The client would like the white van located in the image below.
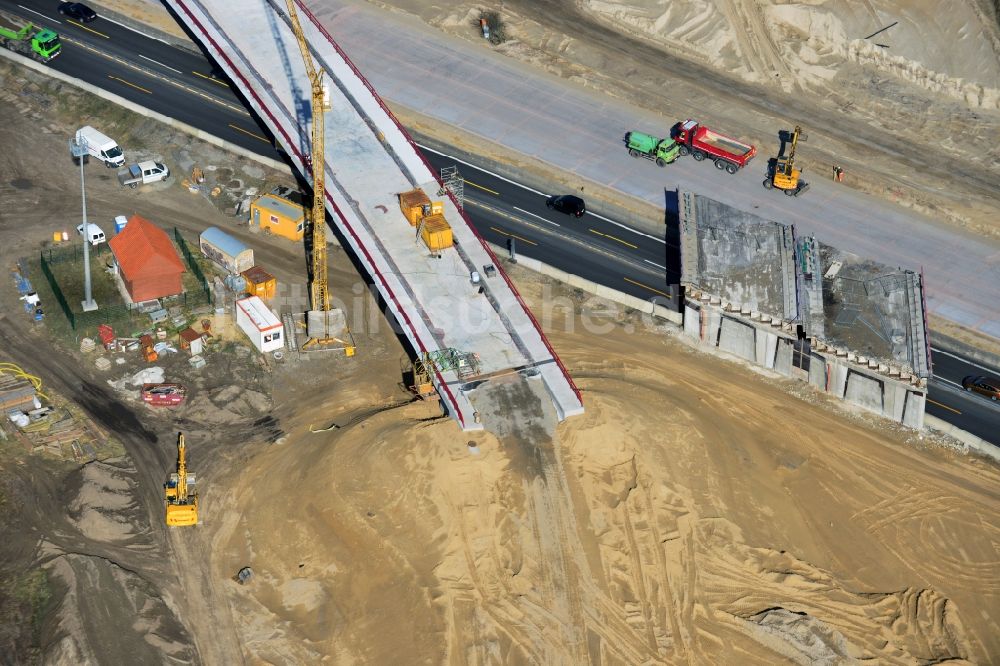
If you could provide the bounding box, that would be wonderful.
[76,126,125,168]
[76,223,106,245]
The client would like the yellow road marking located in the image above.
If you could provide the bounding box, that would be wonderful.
[464,180,499,196]
[68,19,109,39]
[926,398,961,415]
[192,70,230,87]
[590,228,638,249]
[228,124,270,143]
[64,37,249,115]
[108,75,151,94]
[489,226,537,245]
[624,277,670,298]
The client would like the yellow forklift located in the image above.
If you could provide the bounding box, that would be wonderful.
[763,125,809,196]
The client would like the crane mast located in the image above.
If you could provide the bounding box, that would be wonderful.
[284,0,329,313]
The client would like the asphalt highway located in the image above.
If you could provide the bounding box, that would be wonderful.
[5,0,998,445]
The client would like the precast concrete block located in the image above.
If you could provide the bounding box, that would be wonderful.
[718,316,756,362]
[706,310,723,347]
[774,338,793,376]
[808,352,826,387]
[683,305,701,340]
[830,361,849,397]
[761,331,778,369]
[886,382,909,422]
[902,390,926,429]
[845,371,884,414]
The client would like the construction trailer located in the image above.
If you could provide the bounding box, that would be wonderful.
[250,193,305,241]
[199,227,254,275]
[235,296,284,353]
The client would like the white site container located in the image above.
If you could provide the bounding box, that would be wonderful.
[234,296,283,353]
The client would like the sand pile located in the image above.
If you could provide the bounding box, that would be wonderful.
[585,0,1000,108]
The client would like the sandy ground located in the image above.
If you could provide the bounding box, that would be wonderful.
[208,272,1000,664]
[1,6,999,666]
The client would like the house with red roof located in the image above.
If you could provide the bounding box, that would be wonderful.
[108,215,185,303]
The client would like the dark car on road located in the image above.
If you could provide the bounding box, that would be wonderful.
[546,194,586,218]
[58,3,98,22]
[962,375,1000,401]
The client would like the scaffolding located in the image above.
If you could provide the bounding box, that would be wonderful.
[423,347,480,379]
[438,166,464,211]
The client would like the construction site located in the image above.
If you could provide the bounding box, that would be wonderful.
[0,0,998,664]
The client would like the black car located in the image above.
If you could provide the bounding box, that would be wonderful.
[546,194,586,218]
[58,2,98,22]
[961,375,1000,401]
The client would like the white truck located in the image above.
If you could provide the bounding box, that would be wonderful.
[76,126,124,167]
[117,161,169,189]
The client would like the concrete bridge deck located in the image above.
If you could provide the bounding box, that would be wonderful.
[165,0,583,430]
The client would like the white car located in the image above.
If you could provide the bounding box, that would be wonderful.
[77,223,106,245]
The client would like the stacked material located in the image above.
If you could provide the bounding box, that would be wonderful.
[0,375,37,412]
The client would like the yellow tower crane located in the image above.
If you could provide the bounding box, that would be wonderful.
[283,0,352,351]
[164,432,198,526]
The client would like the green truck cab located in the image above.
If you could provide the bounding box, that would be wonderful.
[624,130,680,167]
[0,11,62,62]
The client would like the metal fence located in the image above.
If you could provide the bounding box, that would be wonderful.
[174,227,211,301]
[38,237,212,333]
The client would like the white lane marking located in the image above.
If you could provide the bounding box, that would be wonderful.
[644,259,667,270]
[587,210,667,244]
[513,206,560,227]
[138,53,183,75]
[100,16,175,46]
[935,376,963,389]
[18,5,56,21]
[418,143,668,246]
[931,347,998,375]
[417,143,547,196]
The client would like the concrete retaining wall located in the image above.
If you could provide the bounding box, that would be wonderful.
[510,253,682,325]
[925,415,998,461]
[688,300,927,428]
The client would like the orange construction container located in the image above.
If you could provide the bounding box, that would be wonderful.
[420,214,453,252]
[399,189,430,226]
[241,266,277,300]
[398,189,443,227]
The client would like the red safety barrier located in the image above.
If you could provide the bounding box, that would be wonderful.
[294,0,581,405]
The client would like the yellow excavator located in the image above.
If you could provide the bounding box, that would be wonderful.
[763,125,809,196]
[164,432,198,526]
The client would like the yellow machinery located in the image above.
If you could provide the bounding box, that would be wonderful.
[284,0,352,352]
[406,353,439,401]
[763,125,809,197]
[164,433,198,527]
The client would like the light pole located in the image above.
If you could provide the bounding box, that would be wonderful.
[69,133,98,312]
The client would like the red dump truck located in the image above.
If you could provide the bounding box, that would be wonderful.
[670,119,756,174]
